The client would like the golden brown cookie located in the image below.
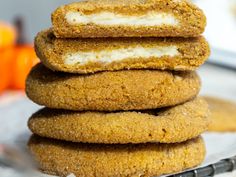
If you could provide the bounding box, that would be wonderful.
[35,29,210,74]
[52,0,206,38]
[28,97,210,144]
[204,96,236,132]
[28,135,206,177]
[26,64,201,111]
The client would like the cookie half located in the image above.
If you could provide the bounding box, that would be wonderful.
[26,64,201,111]
[52,0,206,38]
[35,29,210,74]
[28,135,205,177]
[204,96,236,132]
[28,97,210,144]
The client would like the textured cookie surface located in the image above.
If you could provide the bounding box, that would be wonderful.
[28,98,210,144]
[52,0,206,38]
[204,96,236,132]
[26,64,201,111]
[28,135,205,177]
[35,29,210,74]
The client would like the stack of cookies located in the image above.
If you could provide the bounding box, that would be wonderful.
[26,0,211,176]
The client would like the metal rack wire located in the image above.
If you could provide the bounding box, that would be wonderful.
[169,157,236,177]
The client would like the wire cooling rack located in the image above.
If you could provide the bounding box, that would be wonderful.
[169,157,236,177]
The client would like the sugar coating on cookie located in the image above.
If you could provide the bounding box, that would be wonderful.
[28,135,206,177]
[35,29,210,74]
[28,97,210,144]
[26,64,201,111]
[52,0,206,38]
[204,96,236,132]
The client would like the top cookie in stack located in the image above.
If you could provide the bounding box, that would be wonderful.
[52,0,206,38]
[27,0,211,176]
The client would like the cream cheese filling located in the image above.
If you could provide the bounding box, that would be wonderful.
[65,11,179,26]
[64,46,179,65]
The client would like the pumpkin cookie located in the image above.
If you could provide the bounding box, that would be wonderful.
[35,29,210,74]
[26,64,201,111]
[52,0,206,38]
[28,97,210,144]
[204,96,236,132]
[28,135,205,177]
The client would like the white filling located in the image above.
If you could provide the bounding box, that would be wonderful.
[65,11,179,26]
[64,46,179,65]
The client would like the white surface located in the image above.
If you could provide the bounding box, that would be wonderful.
[195,0,236,68]
[199,64,236,101]
[216,171,236,177]
[0,64,235,177]
[65,46,179,65]
[196,0,236,52]
[66,11,178,26]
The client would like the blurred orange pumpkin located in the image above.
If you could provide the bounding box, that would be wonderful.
[0,22,17,49]
[0,18,39,94]
[0,45,39,91]
[11,18,40,90]
[11,45,39,89]
[0,47,14,92]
